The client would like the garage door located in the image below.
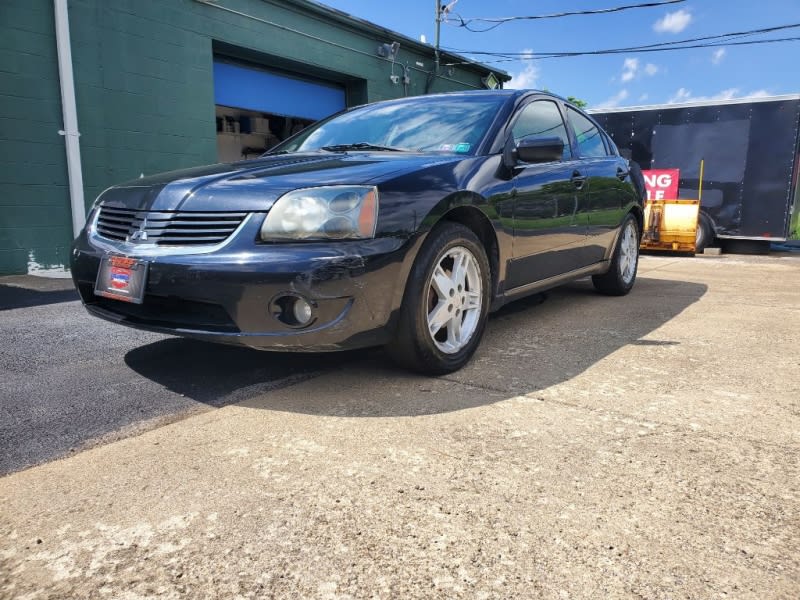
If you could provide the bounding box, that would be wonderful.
[213,60,346,121]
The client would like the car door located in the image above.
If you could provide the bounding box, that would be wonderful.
[506,99,590,289]
[565,106,634,263]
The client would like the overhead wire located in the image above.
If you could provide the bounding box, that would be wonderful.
[445,23,800,56]
[440,23,800,64]
[445,0,687,33]
[443,37,800,66]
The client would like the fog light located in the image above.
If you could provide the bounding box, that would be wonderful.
[292,297,313,325]
[271,294,316,328]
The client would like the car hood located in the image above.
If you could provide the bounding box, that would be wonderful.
[97,152,464,212]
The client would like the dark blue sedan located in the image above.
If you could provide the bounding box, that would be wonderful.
[71,90,643,373]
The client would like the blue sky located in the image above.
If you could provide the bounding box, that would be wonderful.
[318,0,800,107]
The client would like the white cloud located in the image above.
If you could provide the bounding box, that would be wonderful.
[639,93,650,102]
[621,58,639,82]
[713,88,739,101]
[668,87,692,103]
[618,58,658,83]
[596,89,630,109]
[653,9,692,34]
[667,87,773,104]
[507,48,540,89]
[711,48,726,65]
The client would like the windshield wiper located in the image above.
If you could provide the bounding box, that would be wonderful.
[320,142,406,152]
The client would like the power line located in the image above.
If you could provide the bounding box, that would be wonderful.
[444,23,800,56]
[443,36,800,66]
[445,0,686,33]
[589,22,800,53]
[441,23,800,63]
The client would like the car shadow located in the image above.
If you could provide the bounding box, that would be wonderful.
[0,284,79,311]
[124,340,373,407]
[124,276,707,417]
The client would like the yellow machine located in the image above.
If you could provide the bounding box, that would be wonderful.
[640,161,703,253]
[641,199,700,253]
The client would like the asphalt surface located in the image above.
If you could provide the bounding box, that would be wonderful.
[1,253,798,599]
[1,261,704,476]
[0,280,358,476]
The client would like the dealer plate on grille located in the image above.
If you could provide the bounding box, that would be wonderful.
[94,256,148,304]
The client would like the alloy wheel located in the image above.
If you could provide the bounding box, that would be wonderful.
[618,220,638,285]
[426,246,483,354]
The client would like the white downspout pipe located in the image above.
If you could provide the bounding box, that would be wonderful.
[54,0,86,238]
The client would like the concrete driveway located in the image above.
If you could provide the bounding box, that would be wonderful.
[1,254,798,599]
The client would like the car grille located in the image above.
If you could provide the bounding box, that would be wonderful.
[95,206,247,246]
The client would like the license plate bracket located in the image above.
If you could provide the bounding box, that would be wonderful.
[94,256,148,304]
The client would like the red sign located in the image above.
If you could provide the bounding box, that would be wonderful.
[642,169,680,201]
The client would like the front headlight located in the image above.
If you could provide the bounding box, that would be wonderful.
[260,186,379,241]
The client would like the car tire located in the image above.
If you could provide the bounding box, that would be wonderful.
[695,212,714,253]
[387,222,491,375]
[592,213,640,296]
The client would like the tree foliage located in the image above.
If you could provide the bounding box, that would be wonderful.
[566,96,588,109]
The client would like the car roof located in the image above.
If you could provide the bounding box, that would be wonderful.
[351,89,572,109]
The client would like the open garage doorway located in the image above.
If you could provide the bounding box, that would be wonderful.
[213,59,346,162]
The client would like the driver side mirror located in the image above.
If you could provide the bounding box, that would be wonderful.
[501,134,564,175]
[515,136,564,164]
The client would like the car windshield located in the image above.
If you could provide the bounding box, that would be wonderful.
[272,95,507,155]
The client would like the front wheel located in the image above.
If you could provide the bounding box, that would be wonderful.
[387,222,491,374]
[592,214,640,296]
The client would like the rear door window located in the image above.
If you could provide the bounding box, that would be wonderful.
[567,107,608,158]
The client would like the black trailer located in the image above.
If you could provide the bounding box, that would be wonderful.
[591,95,800,252]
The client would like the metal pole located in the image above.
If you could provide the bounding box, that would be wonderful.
[54,0,86,238]
[434,0,442,75]
[698,159,705,202]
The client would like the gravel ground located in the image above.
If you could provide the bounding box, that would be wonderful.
[1,254,798,599]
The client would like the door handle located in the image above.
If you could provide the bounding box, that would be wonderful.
[616,167,629,181]
[571,170,586,189]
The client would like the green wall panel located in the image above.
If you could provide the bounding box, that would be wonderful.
[0,0,68,274]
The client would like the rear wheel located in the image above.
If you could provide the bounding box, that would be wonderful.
[592,214,640,296]
[387,222,490,374]
[695,213,714,253]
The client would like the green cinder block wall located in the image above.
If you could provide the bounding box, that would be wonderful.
[0,0,504,275]
[0,0,71,274]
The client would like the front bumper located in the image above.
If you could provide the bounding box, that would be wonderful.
[71,224,412,352]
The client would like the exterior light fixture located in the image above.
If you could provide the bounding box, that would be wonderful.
[377,42,400,61]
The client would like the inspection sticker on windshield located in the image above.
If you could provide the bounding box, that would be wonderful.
[439,142,471,153]
[95,255,148,304]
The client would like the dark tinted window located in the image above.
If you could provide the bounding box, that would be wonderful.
[567,107,607,158]
[513,100,571,160]
[603,132,619,156]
